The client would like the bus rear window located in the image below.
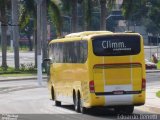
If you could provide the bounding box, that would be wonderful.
[92,35,141,56]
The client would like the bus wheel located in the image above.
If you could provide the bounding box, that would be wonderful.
[79,94,87,114]
[114,106,134,114]
[74,93,80,112]
[51,87,55,100]
[55,101,61,106]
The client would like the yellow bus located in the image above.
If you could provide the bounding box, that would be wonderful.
[46,31,146,114]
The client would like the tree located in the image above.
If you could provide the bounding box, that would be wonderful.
[99,0,116,30]
[122,0,148,23]
[147,0,160,34]
[0,0,9,70]
[82,0,92,30]
[121,0,160,34]
[71,0,78,32]
[19,0,62,67]
[20,0,62,37]
[48,0,62,36]
[61,0,78,32]
[100,0,107,30]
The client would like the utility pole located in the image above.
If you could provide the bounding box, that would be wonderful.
[35,0,43,86]
[12,0,20,70]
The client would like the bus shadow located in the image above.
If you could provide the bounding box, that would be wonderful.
[55,104,154,119]
[60,104,75,112]
[57,104,120,118]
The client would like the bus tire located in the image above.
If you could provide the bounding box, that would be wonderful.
[51,87,55,101]
[74,93,80,112]
[79,93,87,114]
[114,106,134,114]
[125,106,134,114]
[55,101,61,106]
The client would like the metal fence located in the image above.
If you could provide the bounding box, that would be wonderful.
[144,46,160,61]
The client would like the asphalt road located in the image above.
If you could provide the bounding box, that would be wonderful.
[0,73,159,120]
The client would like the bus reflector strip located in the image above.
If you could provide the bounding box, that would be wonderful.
[89,80,95,93]
[93,63,142,69]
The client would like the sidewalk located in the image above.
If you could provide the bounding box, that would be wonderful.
[0,75,48,82]
[136,84,160,114]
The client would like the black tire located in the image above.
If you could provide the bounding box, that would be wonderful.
[51,87,55,101]
[74,93,80,112]
[55,101,61,106]
[114,106,134,114]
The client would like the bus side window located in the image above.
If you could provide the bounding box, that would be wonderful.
[55,43,59,63]
[63,43,67,63]
[52,44,55,63]
[59,43,63,63]
[79,41,83,63]
[80,41,88,63]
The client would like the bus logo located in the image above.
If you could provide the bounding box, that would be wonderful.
[102,40,131,51]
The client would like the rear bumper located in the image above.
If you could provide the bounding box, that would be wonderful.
[84,91,145,108]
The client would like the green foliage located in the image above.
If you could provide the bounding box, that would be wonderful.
[0,0,10,23]
[49,1,62,37]
[60,0,71,14]
[147,0,160,33]
[20,63,36,72]
[156,60,160,69]
[156,91,160,98]
[19,0,62,37]
[84,0,92,30]
[122,0,160,34]
[0,63,36,74]
[0,66,19,74]
[19,0,36,30]
[122,0,148,21]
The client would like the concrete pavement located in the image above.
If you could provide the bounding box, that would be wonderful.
[136,82,160,113]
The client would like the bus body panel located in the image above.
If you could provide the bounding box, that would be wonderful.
[51,63,89,104]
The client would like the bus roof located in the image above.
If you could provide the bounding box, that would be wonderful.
[65,31,113,38]
[49,31,141,44]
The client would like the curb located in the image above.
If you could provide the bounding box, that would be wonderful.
[0,76,48,82]
[146,70,160,73]
[136,105,160,114]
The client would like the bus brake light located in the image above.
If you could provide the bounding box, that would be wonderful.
[89,80,95,93]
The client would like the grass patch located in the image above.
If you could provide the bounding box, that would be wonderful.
[0,46,29,52]
[156,60,160,69]
[0,64,37,75]
[156,91,160,98]
[1,73,36,77]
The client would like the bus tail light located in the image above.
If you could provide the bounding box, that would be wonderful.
[142,78,146,91]
[89,80,95,93]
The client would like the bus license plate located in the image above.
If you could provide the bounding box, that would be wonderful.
[113,91,124,95]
